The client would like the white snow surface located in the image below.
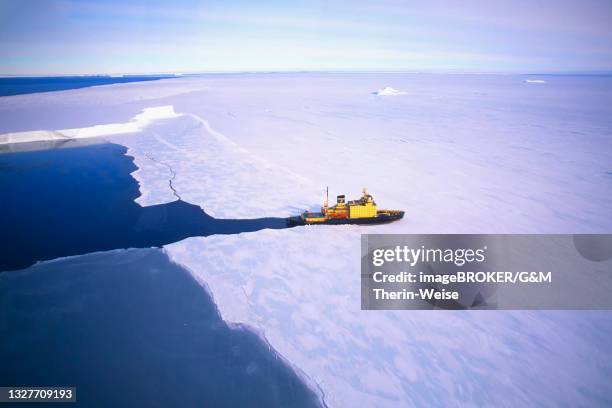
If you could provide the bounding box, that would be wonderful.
[121,110,319,214]
[2,73,612,406]
[374,86,407,95]
[165,230,612,407]
[525,79,546,84]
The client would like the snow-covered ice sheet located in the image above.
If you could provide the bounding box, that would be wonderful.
[119,113,319,216]
[165,228,612,407]
[2,73,612,406]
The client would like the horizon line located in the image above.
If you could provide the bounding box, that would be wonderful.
[2,69,612,78]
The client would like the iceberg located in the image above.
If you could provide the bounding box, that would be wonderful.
[373,86,407,95]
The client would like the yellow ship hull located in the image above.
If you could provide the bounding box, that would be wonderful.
[287,210,404,226]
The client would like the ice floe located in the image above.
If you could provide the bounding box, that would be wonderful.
[0,105,179,145]
[122,112,320,214]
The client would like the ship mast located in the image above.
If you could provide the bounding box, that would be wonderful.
[324,186,329,209]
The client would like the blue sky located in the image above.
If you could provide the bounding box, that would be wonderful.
[1,0,612,75]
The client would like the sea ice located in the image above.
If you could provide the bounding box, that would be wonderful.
[165,228,612,407]
[2,73,612,407]
[0,105,179,145]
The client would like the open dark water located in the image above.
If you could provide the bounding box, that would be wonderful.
[0,141,322,407]
[0,248,322,408]
[0,76,174,97]
[0,141,289,272]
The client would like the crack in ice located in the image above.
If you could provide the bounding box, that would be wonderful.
[143,152,181,201]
